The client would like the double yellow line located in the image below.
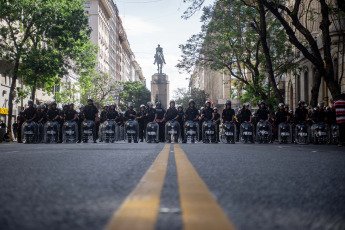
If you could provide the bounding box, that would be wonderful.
[105,144,235,230]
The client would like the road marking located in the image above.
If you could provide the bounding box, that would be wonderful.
[105,144,170,230]
[174,144,236,230]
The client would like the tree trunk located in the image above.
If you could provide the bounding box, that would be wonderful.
[31,76,37,103]
[258,2,284,103]
[310,70,321,106]
[7,60,19,134]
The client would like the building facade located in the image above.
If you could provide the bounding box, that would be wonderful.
[284,0,345,110]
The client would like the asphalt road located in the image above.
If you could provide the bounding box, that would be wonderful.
[0,142,344,230]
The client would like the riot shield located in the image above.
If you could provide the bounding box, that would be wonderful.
[165,120,181,143]
[62,121,78,143]
[21,121,38,144]
[146,122,159,143]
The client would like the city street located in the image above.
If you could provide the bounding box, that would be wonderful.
[0,142,344,230]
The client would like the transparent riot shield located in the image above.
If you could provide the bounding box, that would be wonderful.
[295,123,310,144]
[146,122,159,143]
[62,121,78,143]
[221,122,236,144]
[202,120,217,143]
[102,120,117,143]
[239,122,254,143]
[21,121,38,144]
[37,122,45,143]
[278,123,292,144]
[330,124,339,144]
[256,121,272,143]
[165,120,181,143]
[125,120,139,143]
[311,123,330,144]
[184,120,199,143]
[82,120,96,143]
[43,121,60,143]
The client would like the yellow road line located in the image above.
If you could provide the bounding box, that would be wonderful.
[105,144,170,230]
[174,144,236,230]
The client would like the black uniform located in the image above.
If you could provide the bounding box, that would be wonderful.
[202,107,213,121]
[165,107,178,121]
[295,107,308,124]
[240,109,252,122]
[136,110,146,141]
[84,105,99,121]
[125,110,137,120]
[156,107,166,141]
[311,109,326,123]
[222,108,235,122]
[23,107,37,121]
[275,110,290,124]
[47,108,60,121]
[256,108,270,121]
[185,107,199,121]
[65,109,77,121]
[35,110,47,123]
[146,108,156,123]
[177,109,185,140]
[107,109,119,120]
[100,110,108,123]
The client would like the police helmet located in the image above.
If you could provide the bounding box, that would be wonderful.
[128,102,133,107]
[226,99,231,106]
[243,102,250,107]
[258,100,265,105]
[278,103,284,107]
[51,101,57,106]
[28,99,34,105]
[156,101,161,108]
[140,104,145,108]
[178,104,183,110]
[298,100,305,105]
[205,100,211,105]
[284,105,289,109]
[147,101,153,106]
[213,107,218,111]
[79,104,84,109]
[313,107,318,111]
[189,99,195,105]
[170,100,175,105]
[318,102,324,108]
[87,98,93,102]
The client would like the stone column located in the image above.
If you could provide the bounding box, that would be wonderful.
[151,73,169,109]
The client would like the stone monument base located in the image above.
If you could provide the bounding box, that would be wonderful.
[151,73,169,109]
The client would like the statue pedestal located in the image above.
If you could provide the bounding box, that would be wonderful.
[151,73,169,109]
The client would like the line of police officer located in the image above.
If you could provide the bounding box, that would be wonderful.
[18,96,337,144]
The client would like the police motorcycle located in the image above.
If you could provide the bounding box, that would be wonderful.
[330,124,339,144]
[165,120,181,143]
[22,121,38,144]
[101,120,117,143]
[116,112,126,141]
[125,102,139,143]
[43,120,60,143]
[146,122,159,143]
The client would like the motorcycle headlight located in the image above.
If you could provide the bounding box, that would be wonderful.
[83,122,87,126]
[148,123,152,128]
[104,121,109,126]
[125,121,130,126]
[186,122,190,127]
[204,123,208,127]
[64,122,69,127]
[167,122,171,127]
[24,123,29,127]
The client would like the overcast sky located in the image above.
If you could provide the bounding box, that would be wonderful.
[115,0,214,98]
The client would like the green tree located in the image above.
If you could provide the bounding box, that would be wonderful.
[0,0,96,130]
[178,0,293,107]
[174,88,209,109]
[118,81,151,112]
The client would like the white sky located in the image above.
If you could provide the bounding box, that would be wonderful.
[115,0,214,98]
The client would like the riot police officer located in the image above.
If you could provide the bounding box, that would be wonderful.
[222,100,235,123]
[137,104,147,142]
[23,100,37,123]
[275,103,290,125]
[165,100,179,143]
[183,99,200,143]
[99,104,109,142]
[256,100,270,122]
[155,101,166,142]
[295,100,308,124]
[107,103,119,121]
[212,107,221,142]
[65,103,78,122]
[77,104,85,143]
[177,105,185,141]
[83,99,99,143]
